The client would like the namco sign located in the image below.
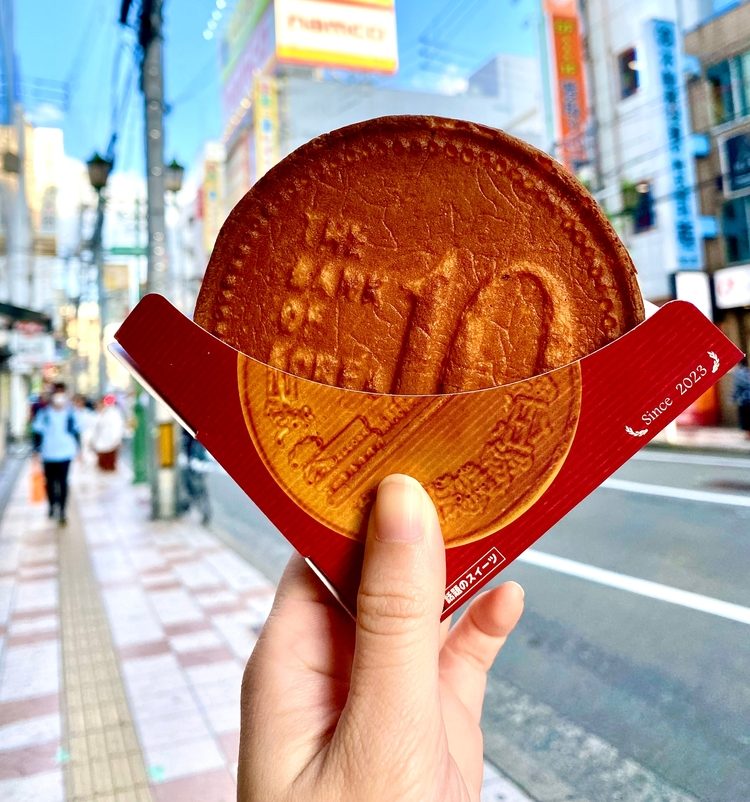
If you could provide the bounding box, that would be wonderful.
[275,0,398,74]
[287,15,387,42]
[714,265,750,310]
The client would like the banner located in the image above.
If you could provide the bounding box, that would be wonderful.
[547,10,589,169]
[222,4,275,130]
[202,159,223,254]
[254,75,280,180]
[274,0,398,73]
[221,0,273,81]
[647,19,703,270]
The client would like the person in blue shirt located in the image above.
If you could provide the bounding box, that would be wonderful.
[32,382,80,525]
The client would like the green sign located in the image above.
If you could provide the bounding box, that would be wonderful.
[109,246,147,256]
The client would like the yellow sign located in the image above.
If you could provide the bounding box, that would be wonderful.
[274,0,398,74]
[253,75,281,180]
[104,263,130,293]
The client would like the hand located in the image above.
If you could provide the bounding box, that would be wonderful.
[239,474,524,802]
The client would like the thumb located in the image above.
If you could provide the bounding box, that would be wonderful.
[345,474,445,728]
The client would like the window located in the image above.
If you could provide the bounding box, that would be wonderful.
[722,196,750,264]
[740,51,750,117]
[633,181,655,233]
[707,49,750,125]
[618,48,640,99]
[708,60,735,124]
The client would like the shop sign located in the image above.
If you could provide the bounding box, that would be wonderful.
[221,4,275,128]
[202,160,223,253]
[221,0,273,81]
[714,264,750,309]
[647,19,703,270]
[274,0,398,73]
[8,330,55,370]
[675,270,712,319]
[545,4,589,169]
[253,75,280,180]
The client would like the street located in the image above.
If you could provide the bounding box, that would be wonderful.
[206,448,750,802]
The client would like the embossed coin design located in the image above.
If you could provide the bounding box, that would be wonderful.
[196,115,643,394]
[238,355,582,546]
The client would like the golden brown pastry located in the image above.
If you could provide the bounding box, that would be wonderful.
[196,115,643,393]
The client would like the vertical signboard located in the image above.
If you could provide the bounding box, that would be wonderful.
[202,159,222,254]
[544,0,589,170]
[253,75,280,180]
[274,0,398,73]
[221,3,276,131]
[647,19,703,270]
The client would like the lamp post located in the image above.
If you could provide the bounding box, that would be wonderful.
[164,158,184,194]
[164,158,184,307]
[86,152,114,396]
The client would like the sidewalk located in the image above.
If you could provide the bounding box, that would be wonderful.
[0,461,528,802]
[650,424,750,453]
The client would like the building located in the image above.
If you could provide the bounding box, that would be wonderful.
[685,0,750,424]
[579,0,720,302]
[0,118,71,439]
[219,0,549,207]
[173,142,226,313]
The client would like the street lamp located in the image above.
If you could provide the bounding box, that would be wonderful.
[164,158,184,194]
[164,158,184,306]
[86,152,113,192]
[86,152,114,396]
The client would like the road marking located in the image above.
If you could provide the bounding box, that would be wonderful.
[518,550,750,626]
[601,477,750,507]
[632,450,750,469]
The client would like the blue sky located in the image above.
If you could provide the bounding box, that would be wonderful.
[14,0,538,177]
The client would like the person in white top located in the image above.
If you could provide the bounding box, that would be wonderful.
[90,395,126,471]
[72,394,97,463]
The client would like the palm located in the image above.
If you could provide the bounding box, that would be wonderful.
[242,557,519,801]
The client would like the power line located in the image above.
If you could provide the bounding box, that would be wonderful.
[168,55,218,108]
[64,0,101,103]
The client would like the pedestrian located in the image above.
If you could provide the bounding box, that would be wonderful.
[238,474,525,801]
[179,429,212,524]
[32,382,80,526]
[91,395,126,471]
[732,362,750,438]
[72,394,97,463]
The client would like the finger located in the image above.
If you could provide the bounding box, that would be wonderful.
[439,581,524,721]
[274,553,338,608]
[344,474,445,729]
[259,553,351,654]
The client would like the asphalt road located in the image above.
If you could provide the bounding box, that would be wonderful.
[205,447,750,802]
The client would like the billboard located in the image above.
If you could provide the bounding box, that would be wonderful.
[544,0,589,170]
[646,19,703,271]
[274,0,398,73]
[254,75,280,180]
[221,0,273,82]
[714,265,750,310]
[222,3,276,129]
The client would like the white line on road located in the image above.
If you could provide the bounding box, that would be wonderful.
[601,477,750,507]
[632,450,750,469]
[518,550,750,626]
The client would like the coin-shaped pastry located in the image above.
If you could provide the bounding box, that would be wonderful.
[237,354,581,546]
[195,115,643,394]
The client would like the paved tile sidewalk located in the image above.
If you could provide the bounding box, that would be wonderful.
[0,461,529,802]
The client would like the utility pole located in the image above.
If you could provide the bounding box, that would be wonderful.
[127,0,178,518]
[93,190,107,393]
